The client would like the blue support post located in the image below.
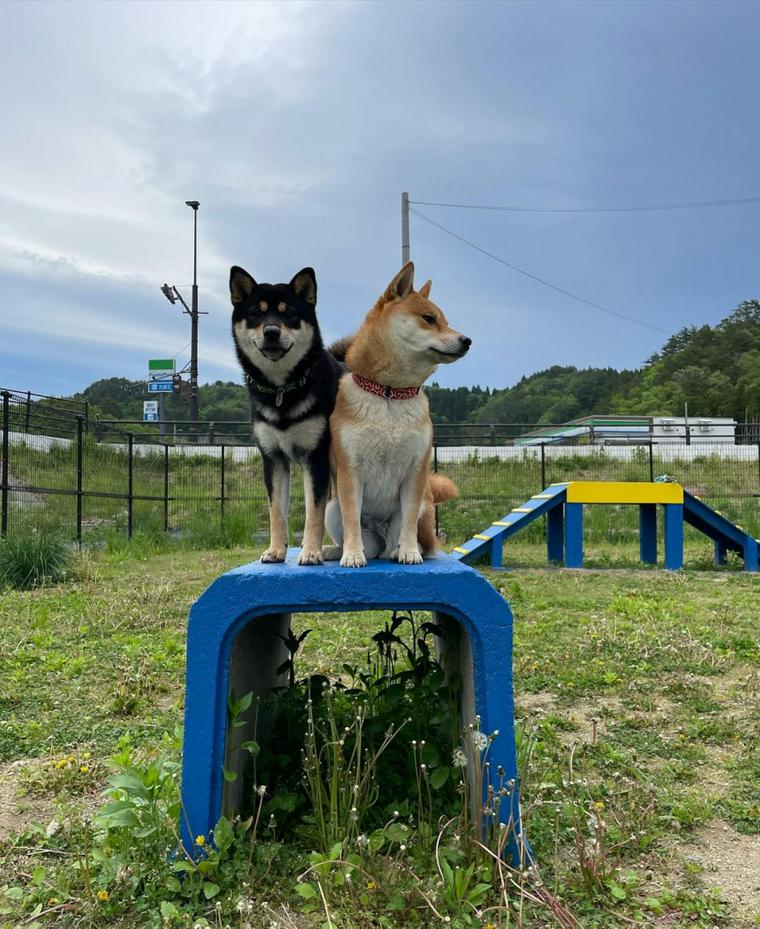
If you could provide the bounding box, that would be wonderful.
[714,539,728,566]
[744,537,759,572]
[179,551,527,866]
[664,504,684,570]
[639,504,657,565]
[490,535,503,569]
[547,504,564,562]
[564,503,584,568]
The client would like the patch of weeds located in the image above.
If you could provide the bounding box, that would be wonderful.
[1,620,580,929]
[659,790,715,832]
[0,532,72,589]
[660,887,729,923]
[19,749,102,799]
[722,750,760,833]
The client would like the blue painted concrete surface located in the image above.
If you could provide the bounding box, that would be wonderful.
[180,549,526,864]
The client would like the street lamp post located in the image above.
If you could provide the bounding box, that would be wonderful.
[186,201,200,440]
[160,201,203,442]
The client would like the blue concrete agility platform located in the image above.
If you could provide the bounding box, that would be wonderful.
[180,550,525,863]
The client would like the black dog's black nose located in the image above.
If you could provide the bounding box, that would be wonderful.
[460,336,472,349]
[263,326,281,344]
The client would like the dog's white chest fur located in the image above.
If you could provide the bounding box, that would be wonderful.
[255,415,326,460]
[339,380,431,519]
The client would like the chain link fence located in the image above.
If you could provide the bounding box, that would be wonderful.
[2,389,759,548]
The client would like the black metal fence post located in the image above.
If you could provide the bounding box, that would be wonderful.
[648,442,654,482]
[25,390,31,432]
[76,416,83,547]
[540,443,546,490]
[433,443,439,537]
[128,433,134,539]
[1,392,9,538]
[164,445,169,532]
[220,443,226,526]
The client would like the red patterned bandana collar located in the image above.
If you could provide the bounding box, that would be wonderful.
[351,372,420,400]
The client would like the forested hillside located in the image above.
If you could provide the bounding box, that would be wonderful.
[610,301,760,419]
[68,300,760,424]
[74,379,250,424]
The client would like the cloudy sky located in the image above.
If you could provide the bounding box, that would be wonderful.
[1,0,759,398]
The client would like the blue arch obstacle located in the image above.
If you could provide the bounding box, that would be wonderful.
[453,481,758,572]
[180,550,527,865]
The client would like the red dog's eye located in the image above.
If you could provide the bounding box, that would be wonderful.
[422,314,436,325]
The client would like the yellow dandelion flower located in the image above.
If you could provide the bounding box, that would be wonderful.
[195,834,206,847]
[97,890,109,902]
[80,765,90,774]
[366,880,377,890]
[83,751,92,760]
[593,801,605,812]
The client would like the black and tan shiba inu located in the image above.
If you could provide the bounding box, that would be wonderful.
[327,261,470,567]
[230,266,342,565]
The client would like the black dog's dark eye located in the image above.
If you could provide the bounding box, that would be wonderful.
[422,314,436,325]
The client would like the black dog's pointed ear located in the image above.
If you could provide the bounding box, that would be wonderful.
[289,267,317,306]
[230,266,256,305]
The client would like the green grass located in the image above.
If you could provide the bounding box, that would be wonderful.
[0,543,758,926]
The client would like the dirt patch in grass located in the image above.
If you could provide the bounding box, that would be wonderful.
[711,664,760,702]
[0,756,105,838]
[682,819,760,926]
[0,760,47,834]
[515,691,557,716]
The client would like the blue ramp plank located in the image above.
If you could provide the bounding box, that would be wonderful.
[453,484,568,565]
[683,491,759,572]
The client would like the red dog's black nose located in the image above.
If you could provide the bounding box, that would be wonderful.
[460,336,472,349]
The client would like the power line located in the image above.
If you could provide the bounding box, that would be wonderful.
[409,207,669,335]
[410,196,760,214]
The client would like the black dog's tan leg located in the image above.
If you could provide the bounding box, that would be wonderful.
[298,472,326,565]
[262,454,290,563]
[298,442,330,565]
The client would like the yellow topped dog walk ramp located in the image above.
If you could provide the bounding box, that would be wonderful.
[452,480,758,572]
[453,483,569,568]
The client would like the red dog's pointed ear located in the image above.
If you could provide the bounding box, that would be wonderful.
[418,279,432,298]
[383,261,415,302]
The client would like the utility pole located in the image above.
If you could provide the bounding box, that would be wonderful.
[401,191,410,266]
[186,200,200,442]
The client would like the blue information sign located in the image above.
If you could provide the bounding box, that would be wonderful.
[148,380,174,393]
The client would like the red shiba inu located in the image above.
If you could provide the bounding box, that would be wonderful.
[326,262,470,567]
